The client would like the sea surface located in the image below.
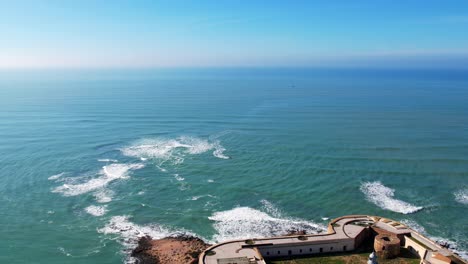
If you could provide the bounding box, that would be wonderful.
[0,68,467,263]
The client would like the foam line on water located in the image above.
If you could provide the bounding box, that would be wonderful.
[98,159,118,163]
[52,163,144,196]
[188,194,216,201]
[360,181,423,214]
[121,136,229,169]
[208,200,325,242]
[48,172,66,180]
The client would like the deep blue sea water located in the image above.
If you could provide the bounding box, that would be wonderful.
[0,68,467,263]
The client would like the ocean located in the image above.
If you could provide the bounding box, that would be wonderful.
[0,68,467,263]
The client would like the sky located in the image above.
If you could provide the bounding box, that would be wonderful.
[1,0,468,69]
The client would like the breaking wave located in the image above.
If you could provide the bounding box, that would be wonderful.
[360,181,423,214]
[208,201,325,242]
[85,205,108,216]
[52,163,144,196]
[121,136,229,167]
[454,188,468,205]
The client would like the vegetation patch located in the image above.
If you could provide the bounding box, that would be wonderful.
[245,239,256,245]
[206,250,216,256]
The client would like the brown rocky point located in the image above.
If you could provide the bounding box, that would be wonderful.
[131,235,210,264]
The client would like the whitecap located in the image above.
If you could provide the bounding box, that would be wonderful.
[454,188,468,205]
[98,159,118,163]
[207,179,214,183]
[212,140,229,159]
[121,136,229,167]
[85,205,108,216]
[360,181,423,214]
[208,203,325,242]
[174,174,184,181]
[48,172,65,180]
[52,163,144,196]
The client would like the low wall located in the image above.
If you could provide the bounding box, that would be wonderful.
[257,238,355,258]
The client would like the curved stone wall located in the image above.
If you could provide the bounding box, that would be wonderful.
[374,234,400,259]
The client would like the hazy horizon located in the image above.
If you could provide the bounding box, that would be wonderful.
[2,0,468,69]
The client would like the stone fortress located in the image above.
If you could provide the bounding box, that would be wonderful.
[198,215,467,264]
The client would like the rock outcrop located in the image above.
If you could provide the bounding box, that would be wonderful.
[132,235,210,264]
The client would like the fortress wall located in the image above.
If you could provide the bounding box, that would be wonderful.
[403,235,428,260]
[257,239,355,258]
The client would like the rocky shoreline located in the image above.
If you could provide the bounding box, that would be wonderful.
[131,229,309,264]
[131,235,211,264]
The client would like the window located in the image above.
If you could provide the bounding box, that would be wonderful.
[266,252,269,256]
[320,248,323,253]
[330,247,333,251]
[343,246,347,251]
[309,248,312,252]
[278,251,280,255]
[288,250,292,255]
[300,249,302,253]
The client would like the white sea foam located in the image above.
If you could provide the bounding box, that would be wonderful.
[208,202,325,242]
[121,136,229,167]
[98,159,118,163]
[94,189,114,203]
[400,219,426,234]
[207,179,214,183]
[48,172,65,180]
[360,181,423,214]
[85,205,108,216]
[260,199,282,218]
[432,237,468,260]
[454,188,468,205]
[52,163,144,196]
[189,194,216,201]
[174,174,185,181]
[98,215,197,263]
[212,141,229,159]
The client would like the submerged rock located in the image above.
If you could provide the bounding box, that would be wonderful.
[131,235,211,264]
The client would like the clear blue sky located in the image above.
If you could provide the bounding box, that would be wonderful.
[1,0,468,68]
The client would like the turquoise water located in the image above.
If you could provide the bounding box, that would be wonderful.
[0,69,467,263]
